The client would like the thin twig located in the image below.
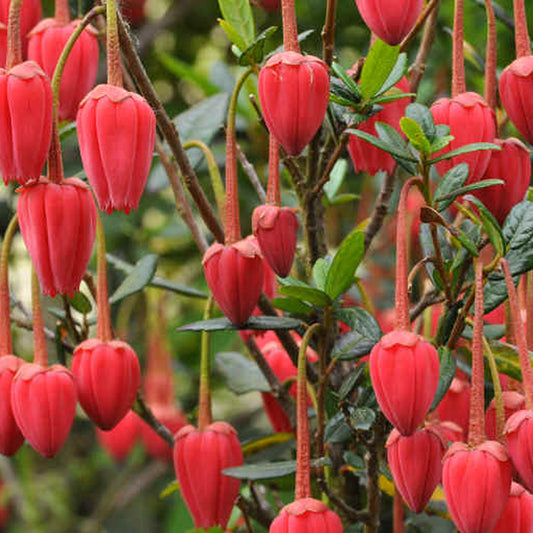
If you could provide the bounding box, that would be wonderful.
[133,391,175,447]
[400,0,440,52]
[321,0,338,65]
[236,141,267,203]
[311,133,350,197]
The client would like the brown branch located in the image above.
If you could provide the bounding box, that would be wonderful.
[236,141,267,203]
[321,0,338,66]
[133,391,175,447]
[311,133,350,197]
[399,0,440,52]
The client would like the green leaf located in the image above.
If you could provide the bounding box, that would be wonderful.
[238,26,277,66]
[215,352,270,394]
[429,142,500,164]
[332,308,382,360]
[338,365,366,401]
[503,200,533,251]
[430,347,457,410]
[279,285,332,307]
[400,116,431,153]
[218,18,247,51]
[440,179,504,201]
[453,228,479,257]
[345,129,418,162]
[177,316,303,332]
[405,103,436,141]
[270,297,313,316]
[312,258,330,290]
[434,163,469,211]
[329,193,361,205]
[325,413,354,444]
[462,323,506,340]
[374,122,419,174]
[67,291,92,314]
[242,433,295,457]
[159,480,180,499]
[325,230,365,300]
[109,255,158,305]
[331,62,361,98]
[487,341,524,381]
[370,92,415,105]
[374,53,408,96]
[323,159,348,201]
[359,39,400,100]
[349,407,376,431]
[464,196,505,256]
[59,121,77,142]
[430,135,455,154]
[223,458,331,480]
[218,0,255,49]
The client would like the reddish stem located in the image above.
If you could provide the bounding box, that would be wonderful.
[295,323,320,500]
[452,0,466,97]
[527,272,533,350]
[484,0,497,110]
[0,215,18,356]
[31,270,48,367]
[502,259,533,408]
[513,0,531,58]
[281,0,300,53]
[47,122,65,184]
[96,215,113,342]
[106,0,123,87]
[224,125,241,245]
[55,0,71,25]
[395,178,423,331]
[393,490,404,533]
[5,0,22,70]
[266,134,281,206]
[468,261,485,447]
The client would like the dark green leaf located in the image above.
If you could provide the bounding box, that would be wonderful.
[434,163,469,211]
[331,61,361,98]
[59,121,77,142]
[429,142,500,164]
[405,103,436,141]
[325,230,365,299]
[218,0,255,49]
[109,255,158,304]
[438,179,504,201]
[462,323,506,340]
[223,458,330,480]
[487,341,525,381]
[400,116,431,153]
[332,308,382,360]
[345,128,418,162]
[312,258,330,290]
[238,26,277,66]
[375,53,408,96]
[370,92,415,105]
[325,412,354,444]
[279,285,332,307]
[430,347,457,410]
[464,196,505,255]
[270,297,313,316]
[503,200,533,251]
[374,122,419,174]
[349,407,376,431]
[359,39,400,100]
[453,228,479,257]
[338,365,366,401]
[67,292,92,314]
[177,316,303,332]
[215,352,270,394]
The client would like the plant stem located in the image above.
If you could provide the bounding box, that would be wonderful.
[484,0,497,111]
[468,261,485,447]
[225,67,253,245]
[106,0,122,87]
[295,323,322,500]
[32,270,48,367]
[266,134,281,205]
[55,0,71,25]
[281,0,300,53]
[96,214,113,342]
[183,140,225,220]
[482,335,505,442]
[527,272,533,350]
[321,0,337,66]
[502,258,533,408]
[393,490,404,533]
[0,215,18,356]
[236,142,267,203]
[198,297,214,431]
[133,391,174,447]
[395,178,423,331]
[513,0,531,58]
[452,0,466,97]
[5,0,22,70]
[400,0,440,52]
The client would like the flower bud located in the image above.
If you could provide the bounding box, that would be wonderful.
[269,498,343,532]
[0,355,24,455]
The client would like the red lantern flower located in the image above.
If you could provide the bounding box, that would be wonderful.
[173,422,243,529]
[486,390,525,442]
[436,375,471,441]
[505,411,533,493]
[354,0,424,46]
[17,178,97,297]
[96,410,141,462]
[0,0,42,57]
[0,356,24,455]
[492,482,533,533]
[270,498,343,532]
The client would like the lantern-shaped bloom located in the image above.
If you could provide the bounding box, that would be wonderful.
[96,410,141,462]
[77,84,156,214]
[0,61,53,184]
[17,178,97,297]
[173,422,243,530]
[505,410,533,493]
[269,498,343,532]
[203,236,264,326]
[252,205,298,278]
[28,19,99,122]
[11,363,77,458]
[436,375,471,441]
[442,441,512,533]
[492,482,533,533]
[430,92,496,183]
[499,57,533,144]
[0,0,42,57]
[258,52,330,156]
[0,355,24,455]
[72,339,141,430]
[387,425,446,513]
[369,330,440,436]
[354,0,424,46]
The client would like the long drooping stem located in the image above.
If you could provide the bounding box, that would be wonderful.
[295,323,321,500]
[482,336,505,441]
[198,297,214,431]
[395,178,423,331]
[502,259,533,409]
[468,261,485,447]
[452,0,466,97]
[5,0,22,70]
[224,67,253,245]
[0,215,18,356]
[96,215,113,343]
[281,0,300,53]
[513,0,531,58]
[32,270,48,367]
[266,135,281,206]
[55,0,71,25]
[484,0,497,110]
[106,0,123,87]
